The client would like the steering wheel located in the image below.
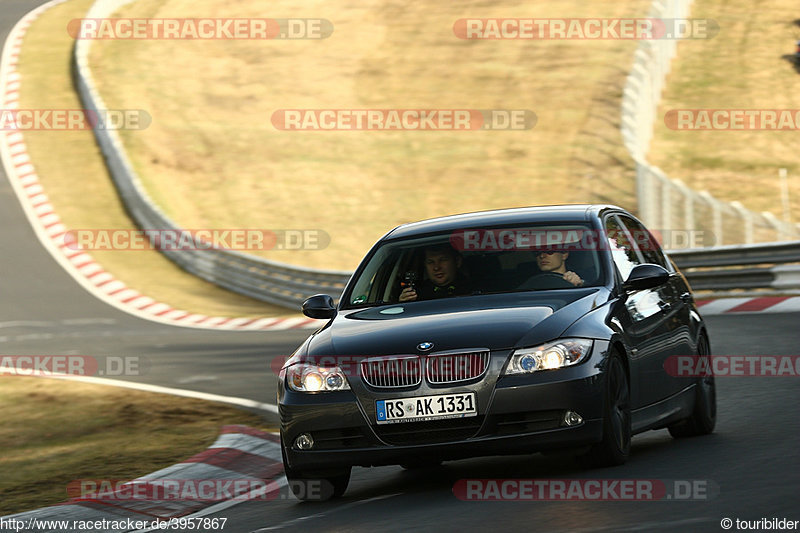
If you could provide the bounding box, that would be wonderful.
[519,272,575,290]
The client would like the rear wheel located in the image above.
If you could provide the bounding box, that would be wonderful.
[668,334,716,438]
[281,440,351,501]
[577,352,631,468]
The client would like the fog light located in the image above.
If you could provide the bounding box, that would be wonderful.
[563,411,583,426]
[294,433,314,450]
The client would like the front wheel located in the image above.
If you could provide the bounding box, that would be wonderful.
[577,353,631,468]
[282,440,351,501]
[668,334,716,438]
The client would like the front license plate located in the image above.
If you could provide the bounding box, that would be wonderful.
[375,392,477,424]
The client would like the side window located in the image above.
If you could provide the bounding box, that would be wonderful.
[604,215,641,280]
[616,215,671,270]
[349,247,398,305]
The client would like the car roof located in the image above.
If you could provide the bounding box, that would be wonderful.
[384,204,627,240]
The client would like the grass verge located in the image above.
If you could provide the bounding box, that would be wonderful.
[0,376,273,515]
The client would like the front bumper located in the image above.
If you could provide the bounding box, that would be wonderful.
[280,344,609,471]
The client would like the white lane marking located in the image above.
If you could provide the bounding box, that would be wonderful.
[177,375,219,384]
[12,333,54,341]
[61,318,117,326]
[0,320,52,328]
[40,374,279,414]
[0,318,118,329]
[250,492,404,532]
[132,477,290,533]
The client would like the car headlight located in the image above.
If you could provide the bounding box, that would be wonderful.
[505,339,593,375]
[286,362,351,392]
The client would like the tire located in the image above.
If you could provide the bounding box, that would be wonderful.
[668,334,716,439]
[281,440,351,501]
[577,352,631,468]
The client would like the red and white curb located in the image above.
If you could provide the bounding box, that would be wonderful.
[695,296,800,315]
[0,426,286,531]
[0,1,323,331]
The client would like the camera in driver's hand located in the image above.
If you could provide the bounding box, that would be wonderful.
[401,271,417,292]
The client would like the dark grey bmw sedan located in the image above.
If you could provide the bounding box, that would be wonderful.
[278,205,715,500]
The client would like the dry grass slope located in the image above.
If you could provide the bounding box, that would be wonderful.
[92,0,651,270]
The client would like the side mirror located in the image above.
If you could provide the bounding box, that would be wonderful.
[623,264,670,291]
[302,294,337,319]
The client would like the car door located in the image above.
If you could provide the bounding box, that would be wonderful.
[618,215,695,396]
[616,214,693,402]
[604,214,675,409]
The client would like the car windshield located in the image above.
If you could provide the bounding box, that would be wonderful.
[344,223,603,308]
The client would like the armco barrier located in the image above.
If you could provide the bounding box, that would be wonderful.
[670,241,800,291]
[73,0,351,309]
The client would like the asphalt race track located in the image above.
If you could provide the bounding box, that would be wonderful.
[2,2,799,532]
[161,313,800,533]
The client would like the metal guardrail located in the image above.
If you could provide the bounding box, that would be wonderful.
[670,241,800,268]
[73,0,352,309]
[669,241,800,291]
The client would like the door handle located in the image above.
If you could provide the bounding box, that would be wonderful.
[658,301,672,312]
[680,292,693,303]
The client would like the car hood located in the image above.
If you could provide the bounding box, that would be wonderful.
[304,288,609,357]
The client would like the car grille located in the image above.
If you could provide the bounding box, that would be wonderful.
[361,351,490,388]
[426,351,490,384]
[360,356,422,388]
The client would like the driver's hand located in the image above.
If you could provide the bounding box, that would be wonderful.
[563,271,584,287]
[399,287,418,302]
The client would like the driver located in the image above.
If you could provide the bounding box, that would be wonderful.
[399,245,472,302]
[535,249,584,287]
